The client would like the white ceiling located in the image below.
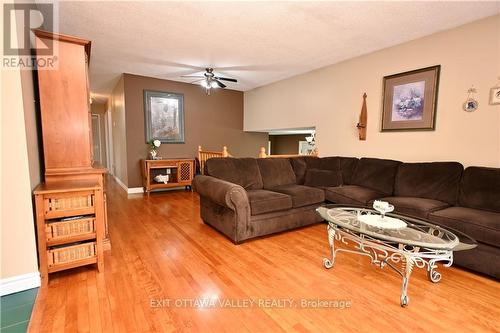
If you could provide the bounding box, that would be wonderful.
[39,1,499,101]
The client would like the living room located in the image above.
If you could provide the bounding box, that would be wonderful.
[2,1,499,332]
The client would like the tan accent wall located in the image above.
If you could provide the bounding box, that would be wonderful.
[110,76,128,186]
[269,134,307,155]
[245,15,500,167]
[122,74,268,188]
[1,12,39,279]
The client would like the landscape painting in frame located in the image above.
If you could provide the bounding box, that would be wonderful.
[382,65,440,131]
[144,90,185,143]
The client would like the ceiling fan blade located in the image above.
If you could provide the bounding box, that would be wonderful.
[189,79,204,84]
[181,75,205,78]
[215,76,237,83]
[214,80,226,88]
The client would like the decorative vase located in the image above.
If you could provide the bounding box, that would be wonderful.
[149,148,158,160]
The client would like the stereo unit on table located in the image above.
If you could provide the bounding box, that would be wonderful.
[141,158,195,195]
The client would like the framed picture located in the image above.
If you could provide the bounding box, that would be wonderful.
[490,86,500,105]
[144,90,184,143]
[381,65,440,131]
[298,141,315,155]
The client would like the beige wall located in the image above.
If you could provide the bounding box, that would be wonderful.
[245,15,500,167]
[1,13,39,280]
[122,74,268,188]
[110,76,128,185]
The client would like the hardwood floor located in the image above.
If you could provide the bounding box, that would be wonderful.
[29,177,500,332]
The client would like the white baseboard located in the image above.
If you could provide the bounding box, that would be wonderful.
[113,175,129,192]
[113,176,144,194]
[1,272,41,296]
[127,187,144,194]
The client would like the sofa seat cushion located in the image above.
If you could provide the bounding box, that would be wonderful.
[325,185,384,205]
[269,184,325,208]
[375,197,450,219]
[247,190,293,215]
[429,207,500,247]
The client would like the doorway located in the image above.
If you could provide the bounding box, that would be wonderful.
[91,114,103,164]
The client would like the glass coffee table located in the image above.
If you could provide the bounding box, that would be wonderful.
[316,205,477,307]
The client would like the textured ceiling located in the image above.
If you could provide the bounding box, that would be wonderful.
[39,1,499,101]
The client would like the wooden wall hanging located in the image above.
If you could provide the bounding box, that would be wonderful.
[357,93,367,140]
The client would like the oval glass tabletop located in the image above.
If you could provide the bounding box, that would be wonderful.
[317,205,477,251]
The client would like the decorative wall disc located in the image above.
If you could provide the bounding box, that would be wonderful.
[463,86,478,112]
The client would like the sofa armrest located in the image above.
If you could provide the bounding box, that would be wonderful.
[193,175,249,211]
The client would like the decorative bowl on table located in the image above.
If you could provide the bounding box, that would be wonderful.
[357,200,407,229]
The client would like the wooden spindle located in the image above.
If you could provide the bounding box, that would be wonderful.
[259,147,267,158]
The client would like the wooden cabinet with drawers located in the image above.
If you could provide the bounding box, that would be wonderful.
[34,181,105,284]
[32,29,110,281]
[141,159,195,194]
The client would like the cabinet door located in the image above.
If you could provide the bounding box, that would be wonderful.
[178,161,193,184]
[36,36,92,169]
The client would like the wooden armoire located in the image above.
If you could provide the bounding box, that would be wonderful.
[33,30,109,283]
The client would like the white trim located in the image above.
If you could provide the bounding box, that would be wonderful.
[1,272,41,296]
[113,176,145,194]
[127,187,144,194]
[113,175,128,192]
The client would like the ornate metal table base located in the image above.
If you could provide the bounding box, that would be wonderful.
[323,224,453,307]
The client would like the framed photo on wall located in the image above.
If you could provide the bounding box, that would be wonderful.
[144,90,185,143]
[381,65,440,131]
[490,86,500,105]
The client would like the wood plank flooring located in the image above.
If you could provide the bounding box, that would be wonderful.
[28,177,500,332]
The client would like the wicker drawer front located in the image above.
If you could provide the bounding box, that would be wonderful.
[46,218,95,241]
[47,242,96,267]
[44,192,95,218]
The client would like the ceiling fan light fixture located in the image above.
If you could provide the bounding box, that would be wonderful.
[200,80,209,88]
[180,68,237,95]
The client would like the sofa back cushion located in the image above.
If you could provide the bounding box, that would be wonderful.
[304,169,343,187]
[350,158,401,195]
[289,156,321,184]
[318,157,341,171]
[257,158,297,189]
[205,157,263,190]
[459,167,500,213]
[394,162,463,204]
[338,157,359,184]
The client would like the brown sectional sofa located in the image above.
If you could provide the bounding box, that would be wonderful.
[193,156,500,279]
[194,158,324,244]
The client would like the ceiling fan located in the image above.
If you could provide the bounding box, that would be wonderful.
[181,68,237,95]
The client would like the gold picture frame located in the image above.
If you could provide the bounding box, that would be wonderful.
[382,65,440,131]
